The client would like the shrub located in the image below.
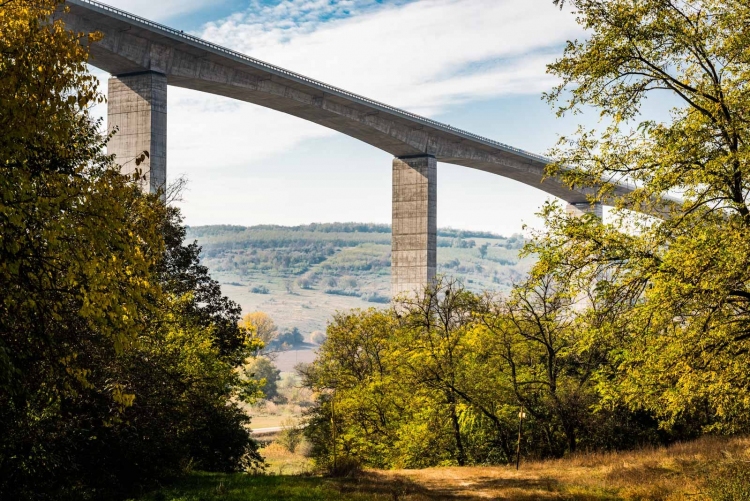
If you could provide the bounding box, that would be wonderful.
[273,327,304,347]
[324,289,361,297]
[297,277,314,289]
[365,292,390,304]
[341,276,358,288]
[705,461,750,501]
[311,331,327,345]
[277,419,305,453]
[244,357,281,400]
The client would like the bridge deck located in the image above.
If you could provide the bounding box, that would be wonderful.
[62,0,622,203]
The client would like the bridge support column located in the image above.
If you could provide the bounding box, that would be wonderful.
[107,71,167,195]
[392,156,437,299]
[566,202,603,218]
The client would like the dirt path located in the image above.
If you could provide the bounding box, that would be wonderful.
[367,466,603,500]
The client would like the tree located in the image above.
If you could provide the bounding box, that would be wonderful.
[0,1,165,495]
[479,243,489,259]
[244,356,281,400]
[0,3,263,497]
[303,278,670,470]
[302,308,408,469]
[274,327,304,347]
[538,0,750,432]
[242,311,278,345]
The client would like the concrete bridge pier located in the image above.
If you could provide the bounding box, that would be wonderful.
[391,156,437,298]
[566,202,603,218]
[107,71,167,195]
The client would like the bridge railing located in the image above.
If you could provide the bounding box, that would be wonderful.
[68,0,553,165]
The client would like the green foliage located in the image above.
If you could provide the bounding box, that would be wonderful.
[127,472,408,501]
[302,280,665,471]
[272,327,305,348]
[277,419,305,453]
[0,4,263,498]
[244,356,281,400]
[534,0,750,433]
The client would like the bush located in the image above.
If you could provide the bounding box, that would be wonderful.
[324,289,361,297]
[297,277,314,289]
[251,285,270,294]
[244,357,281,400]
[705,461,750,501]
[277,419,305,453]
[311,331,327,345]
[273,327,304,347]
[341,276,358,288]
[365,292,390,304]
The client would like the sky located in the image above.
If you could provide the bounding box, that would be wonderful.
[89,0,596,236]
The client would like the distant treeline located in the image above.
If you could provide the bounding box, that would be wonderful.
[187,222,519,241]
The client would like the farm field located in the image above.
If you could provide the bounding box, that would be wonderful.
[187,223,532,335]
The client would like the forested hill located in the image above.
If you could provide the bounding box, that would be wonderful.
[186,223,534,334]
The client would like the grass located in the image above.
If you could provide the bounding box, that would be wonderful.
[128,473,395,501]
[260,442,314,476]
[131,435,750,500]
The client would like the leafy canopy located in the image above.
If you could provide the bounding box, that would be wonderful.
[535,0,750,431]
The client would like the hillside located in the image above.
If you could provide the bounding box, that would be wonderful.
[187,223,533,334]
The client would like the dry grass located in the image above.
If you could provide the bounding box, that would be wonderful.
[371,435,750,500]
[134,436,750,500]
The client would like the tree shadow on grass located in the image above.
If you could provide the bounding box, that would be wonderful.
[333,471,617,500]
[133,470,619,501]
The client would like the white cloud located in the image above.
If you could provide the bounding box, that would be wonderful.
[156,0,582,170]
[200,0,582,113]
[167,89,331,170]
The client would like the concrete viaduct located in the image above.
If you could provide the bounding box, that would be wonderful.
[62,0,627,297]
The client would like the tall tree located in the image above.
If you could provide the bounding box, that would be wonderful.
[0,3,263,498]
[537,0,750,431]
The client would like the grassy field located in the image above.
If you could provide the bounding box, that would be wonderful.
[130,435,750,500]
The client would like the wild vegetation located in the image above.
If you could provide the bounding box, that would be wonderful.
[0,2,265,499]
[131,435,750,500]
[300,0,750,484]
[302,280,668,470]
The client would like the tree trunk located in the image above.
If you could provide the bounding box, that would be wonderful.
[448,392,466,466]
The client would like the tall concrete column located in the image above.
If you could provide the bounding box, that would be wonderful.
[392,156,437,298]
[107,71,167,195]
[566,202,603,218]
